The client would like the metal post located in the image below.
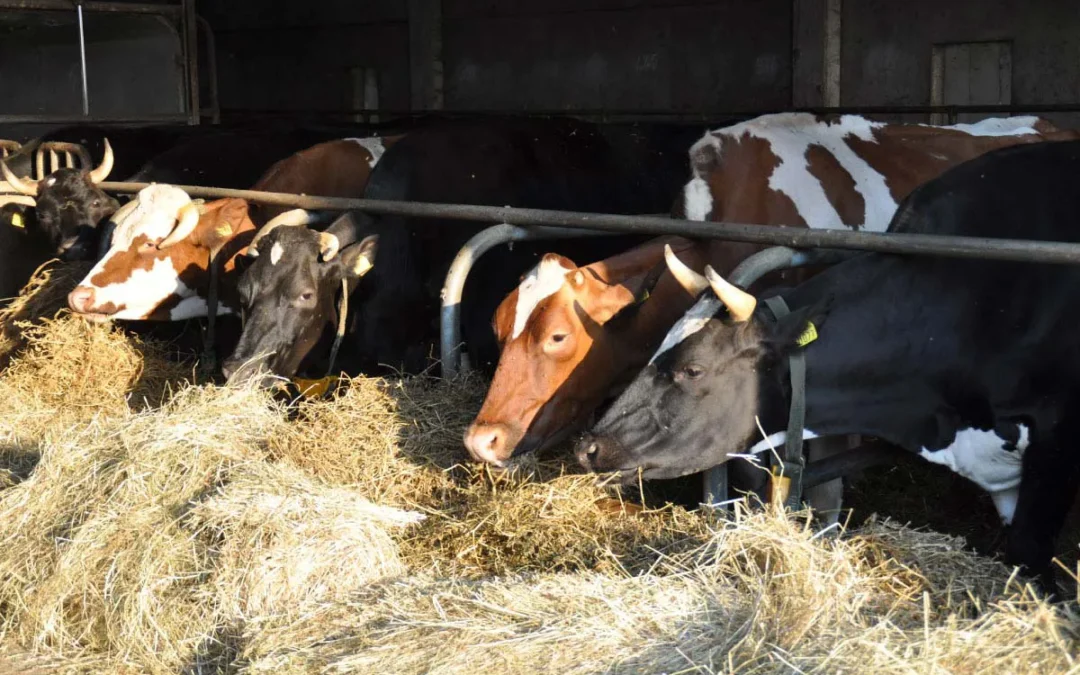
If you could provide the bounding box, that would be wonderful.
[76,2,89,116]
[440,223,613,378]
[702,246,858,510]
[181,0,199,125]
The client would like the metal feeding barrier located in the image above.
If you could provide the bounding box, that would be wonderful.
[97,179,1080,508]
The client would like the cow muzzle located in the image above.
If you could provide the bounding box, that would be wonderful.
[463,421,522,467]
[67,285,115,323]
[575,432,627,474]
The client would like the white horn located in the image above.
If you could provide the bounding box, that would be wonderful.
[704,265,757,323]
[0,160,39,197]
[0,194,36,208]
[248,208,320,257]
[664,243,709,296]
[158,202,201,249]
[318,231,340,261]
[88,138,114,184]
[108,198,140,227]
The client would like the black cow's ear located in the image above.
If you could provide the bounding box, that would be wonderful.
[767,301,829,352]
[339,234,379,280]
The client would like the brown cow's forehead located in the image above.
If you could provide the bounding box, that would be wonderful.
[510,256,574,340]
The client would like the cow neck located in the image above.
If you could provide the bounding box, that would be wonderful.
[760,295,808,510]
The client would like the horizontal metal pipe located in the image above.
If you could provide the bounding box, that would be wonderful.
[0,0,180,14]
[0,114,190,124]
[99,181,1080,266]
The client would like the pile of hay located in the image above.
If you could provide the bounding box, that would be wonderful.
[0,267,1075,673]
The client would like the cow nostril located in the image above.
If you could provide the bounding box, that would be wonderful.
[585,442,599,456]
[68,286,96,313]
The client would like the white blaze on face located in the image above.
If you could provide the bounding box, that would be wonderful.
[270,242,284,265]
[75,184,204,320]
[649,295,720,363]
[512,257,572,340]
[346,137,387,169]
[919,424,1029,524]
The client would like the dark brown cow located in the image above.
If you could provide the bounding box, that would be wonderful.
[67,136,403,322]
[465,113,1079,487]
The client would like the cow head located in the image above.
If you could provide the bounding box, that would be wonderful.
[575,256,823,481]
[67,186,255,322]
[462,239,695,467]
[1,140,117,261]
[221,219,378,387]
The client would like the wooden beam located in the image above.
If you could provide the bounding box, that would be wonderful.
[822,0,841,108]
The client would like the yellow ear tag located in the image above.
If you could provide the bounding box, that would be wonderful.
[214,222,232,238]
[10,213,24,229]
[795,321,818,347]
[292,375,340,399]
[353,256,373,276]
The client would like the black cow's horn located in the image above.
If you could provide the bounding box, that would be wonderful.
[247,208,321,257]
[1,159,39,197]
[88,139,114,184]
[664,243,709,296]
[703,265,757,322]
[318,231,340,261]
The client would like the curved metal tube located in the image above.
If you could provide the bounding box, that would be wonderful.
[439,223,613,378]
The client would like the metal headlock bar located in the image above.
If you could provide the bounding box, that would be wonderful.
[99,181,1080,265]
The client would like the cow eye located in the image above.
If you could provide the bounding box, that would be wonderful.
[550,332,568,344]
[680,364,704,380]
[299,291,314,302]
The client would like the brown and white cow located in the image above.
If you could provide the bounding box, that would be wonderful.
[465,113,1079,478]
[67,135,403,322]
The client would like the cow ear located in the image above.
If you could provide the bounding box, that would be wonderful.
[338,234,379,279]
[582,278,637,326]
[765,299,830,353]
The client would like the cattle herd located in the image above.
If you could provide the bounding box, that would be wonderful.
[3,111,1080,595]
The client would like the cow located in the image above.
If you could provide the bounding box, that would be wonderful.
[66,136,404,324]
[463,112,1080,521]
[220,117,703,385]
[0,200,50,304]
[576,138,1080,595]
[1,141,119,261]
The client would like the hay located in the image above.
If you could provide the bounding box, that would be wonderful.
[0,260,92,369]
[238,505,1080,675]
[0,279,1074,674]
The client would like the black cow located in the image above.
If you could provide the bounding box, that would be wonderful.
[0,202,51,304]
[577,139,1080,594]
[2,143,118,261]
[220,116,705,384]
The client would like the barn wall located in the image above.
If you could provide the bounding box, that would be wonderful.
[199,0,794,114]
[0,13,184,117]
[839,0,1080,127]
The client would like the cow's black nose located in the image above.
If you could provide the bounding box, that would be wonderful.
[575,433,617,472]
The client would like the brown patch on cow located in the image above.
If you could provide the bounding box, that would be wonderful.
[249,136,403,225]
[805,144,866,228]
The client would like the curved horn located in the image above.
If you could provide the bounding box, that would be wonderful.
[0,159,39,197]
[108,197,141,226]
[247,208,320,257]
[158,202,201,249]
[0,194,36,208]
[318,231,340,261]
[88,138,114,184]
[664,243,709,296]
[704,265,757,323]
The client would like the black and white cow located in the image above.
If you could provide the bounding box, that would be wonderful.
[577,139,1080,593]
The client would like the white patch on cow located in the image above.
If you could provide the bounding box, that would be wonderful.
[74,185,200,318]
[270,242,284,265]
[649,295,720,363]
[683,177,714,221]
[919,424,1028,524]
[746,429,820,455]
[88,257,197,320]
[168,293,234,321]
[931,116,1042,137]
[512,257,572,340]
[704,112,896,231]
[346,137,386,169]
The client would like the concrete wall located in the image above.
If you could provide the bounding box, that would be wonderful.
[0,13,184,116]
